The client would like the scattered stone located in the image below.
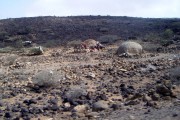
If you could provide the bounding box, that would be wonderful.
[23,99,37,105]
[4,112,12,118]
[147,64,156,71]
[64,102,71,109]
[156,84,172,96]
[73,105,88,113]
[151,93,160,101]
[51,105,59,111]
[92,100,109,111]
[143,94,152,102]
[110,103,120,110]
[86,112,99,118]
[72,112,85,117]
[129,115,135,120]
[125,100,140,106]
[87,72,96,78]
[146,101,159,108]
[172,113,178,117]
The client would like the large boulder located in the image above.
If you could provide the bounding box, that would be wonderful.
[116,41,143,56]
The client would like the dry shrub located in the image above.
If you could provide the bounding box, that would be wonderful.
[28,46,44,55]
[2,55,18,66]
[98,35,120,44]
[0,47,15,53]
[32,70,65,87]
[141,42,162,52]
[67,40,82,47]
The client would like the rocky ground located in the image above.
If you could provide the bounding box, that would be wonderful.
[0,43,180,120]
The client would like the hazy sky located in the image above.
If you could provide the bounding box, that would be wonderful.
[0,0,180,19]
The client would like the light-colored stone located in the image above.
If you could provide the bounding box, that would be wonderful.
[73,105,88,113]
[64,102,71,108]
[93,100,109,111]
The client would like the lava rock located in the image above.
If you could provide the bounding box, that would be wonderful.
[125,100,140,106]
[4,112,12,118]
[23,99,37,105]
[110,103,120,110]
[151,93,160,101]
[156,85,172,96]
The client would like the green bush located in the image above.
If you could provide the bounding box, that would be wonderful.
[143,33,162,43]
[163,29,173,39]
[170,22,180,33]
[0,31,9,40]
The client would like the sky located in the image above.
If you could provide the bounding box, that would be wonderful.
[0,0,180,19]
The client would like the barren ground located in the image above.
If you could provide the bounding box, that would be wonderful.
[0,43,180,120]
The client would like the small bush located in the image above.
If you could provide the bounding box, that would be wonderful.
[0,31,9,40]
[43,40,59,48]
[28,46,43,55]
[143,33,162,43]
[2,55,18,66]
[67,40,82,47]
[32,70,64,87]
[15,39,24,49]
[0,47,15,53]
[170,22,180,33]
[163,29,173,39]
[141,42,161,52]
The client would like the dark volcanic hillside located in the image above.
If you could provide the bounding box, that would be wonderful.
[0,16,180,47]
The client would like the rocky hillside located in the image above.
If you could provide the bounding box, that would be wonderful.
[0,16,180,47]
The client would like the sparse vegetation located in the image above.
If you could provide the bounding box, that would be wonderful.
[2,54,18,66]
[32,70,64,87]
[0,16,180,120]
[143,33,162,43]
[0,47,15,53]
[66,39,82,47]
[163,29,174,39]
[28,46,44,55]
[0,16,179,47]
